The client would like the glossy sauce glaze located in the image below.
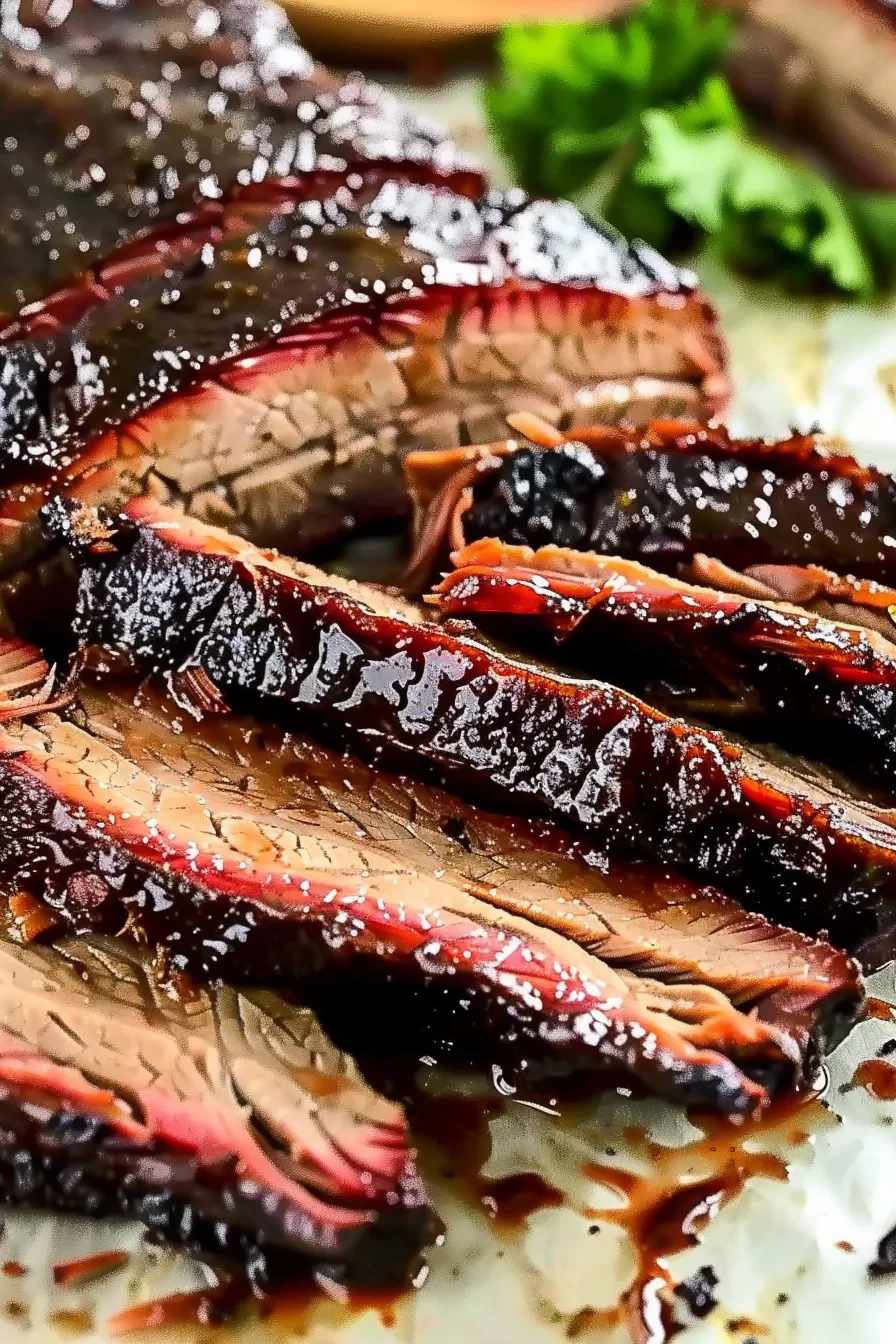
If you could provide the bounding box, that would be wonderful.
[53,498,896,953]
[434,539,896,792]
[0,0,481,322]
[405,422,896,588]
[0,630,866,1114]
[849,1059,896,1100]
[461,427,896,582]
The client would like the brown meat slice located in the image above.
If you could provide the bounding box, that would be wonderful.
[402,417,896,590]
[0,666,862,1114]
[74,680,865,1047]
[433,538,896,792]
[0,0,480,321]
[688,556,896,643]
[0,920,436,1287]
[724,0,896,190]
[0,185,727,576]
[42,496,896,956]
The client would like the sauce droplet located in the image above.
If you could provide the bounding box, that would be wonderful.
[850,1058,896,1100]
[478,1172,564,1227]
[54,1250,130,1287]
[105,1282,244,1336]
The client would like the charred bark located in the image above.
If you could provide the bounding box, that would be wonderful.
[44,497,896,953]
[434,539,896,793]
[404,420,896,591]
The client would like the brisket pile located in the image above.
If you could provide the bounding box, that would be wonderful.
[0,0,890,1302]
[406,419,896,584]
[43,498,896,950]
[0,666,863,1113]
[0,0,726,575]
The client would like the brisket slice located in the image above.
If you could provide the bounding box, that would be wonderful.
[44,497,896,951]
[433,539,896,792]
[0,183,726,576]
[0,0,480,321]
[0,923,435,1288]
[0,666,863,1113]
[403,419,896,590]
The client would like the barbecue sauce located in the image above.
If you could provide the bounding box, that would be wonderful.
[849,1059,896,1100]
[408,1085,829,1342]
[105,1282,245,1336]
[55,498,896,954]
[461,430,896,584]
[580,1135,788,1342]
[53,1251,130,1287]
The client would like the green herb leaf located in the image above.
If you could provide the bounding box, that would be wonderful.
[603,174,692,252]
[485,0,896,293]
[638,109,873,294]
[485,1,732,200]
[637,112,734,232]
[850,192,896,286]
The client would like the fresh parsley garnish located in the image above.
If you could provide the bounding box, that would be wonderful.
[485,0,895,294]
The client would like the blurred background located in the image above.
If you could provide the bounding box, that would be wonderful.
[289,0,896,458]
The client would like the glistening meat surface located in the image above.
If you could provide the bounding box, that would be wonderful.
[0,671,862,1113]
[403,419,896,589]
[0,0,480,322]
[46,497,896,952]
[0,922,435,1287]
[0,183,726,574]
[687,556,896,644]
[434,540,896,792]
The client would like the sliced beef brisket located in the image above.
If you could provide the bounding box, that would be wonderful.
[0,664,864,1113]
[41,497,896,953]
[404,419,896,590]
[0,185,726,575]
[433,539,896,793]
[0,0,728,574]
[0,923,435,1287]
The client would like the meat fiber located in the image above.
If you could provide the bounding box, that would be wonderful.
[0,185,727,577]
[42,496,896,952]
[0,921,435,1288]
[0,654,863,1114]
[403,418,896,590]
[688,556,896,643]
[433,539,896,792]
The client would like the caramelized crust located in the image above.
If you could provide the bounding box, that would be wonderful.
[435,539,896,791]
[0,191,726,575]
[44,498,896,955]
[0,924,435,1286]
[404,420,896,590]
[0,666,864,1113]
